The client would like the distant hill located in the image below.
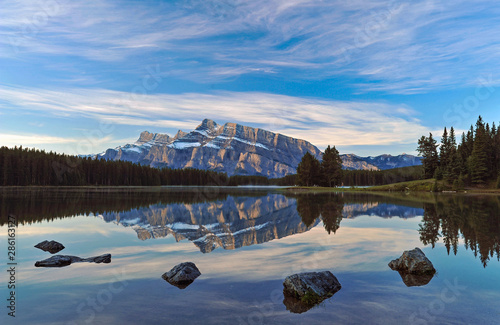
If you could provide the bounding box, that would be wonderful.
[340,154,422,171]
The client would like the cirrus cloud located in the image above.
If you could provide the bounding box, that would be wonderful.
[0,85,430,154]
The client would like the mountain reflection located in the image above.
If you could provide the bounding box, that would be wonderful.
[102,194,319,253]
[1,188,499,265]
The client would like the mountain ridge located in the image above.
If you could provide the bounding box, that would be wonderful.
[340,153,422,171]
[97,119,323,178]
[96,119,421,176]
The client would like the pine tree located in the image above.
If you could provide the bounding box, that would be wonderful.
[447,127,460,180]
[417,133,439,179]
[321,145,343,187]
[470,116,489,184]
[297,152,321,186]
[440,127,450,168]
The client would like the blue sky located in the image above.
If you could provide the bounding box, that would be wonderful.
[1,0,500,156]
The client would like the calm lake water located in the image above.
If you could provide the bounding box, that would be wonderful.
[1,187,499,325]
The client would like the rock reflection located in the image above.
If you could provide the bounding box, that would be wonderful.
[283,295,317,314]
[396,271,434,287]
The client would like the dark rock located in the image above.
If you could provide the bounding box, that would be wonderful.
[81,254,112,264]
[35,255,73,267]
[35,254,111,267]
[282,271,341,313]
[389,247,436,275]
[283,295,316,314]
[34,240,65,254]
[162,262,201,289]
[396,271,435,287]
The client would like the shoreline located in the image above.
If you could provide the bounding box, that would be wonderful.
[1,184,500,194]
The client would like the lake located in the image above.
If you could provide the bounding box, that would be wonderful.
[1,187,499,324]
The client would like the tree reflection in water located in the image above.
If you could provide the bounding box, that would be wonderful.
[419,195,500,267]
[1,188,499,267]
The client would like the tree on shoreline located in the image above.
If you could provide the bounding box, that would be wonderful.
[296,152,321,186]
[321,145,343,187]
[417,116,500,187]
[417,133,439,178]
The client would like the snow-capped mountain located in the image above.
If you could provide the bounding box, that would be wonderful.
[97,119,323,178]
[95,118,422,176]
[340,153,422,171]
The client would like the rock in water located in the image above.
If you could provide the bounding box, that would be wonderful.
[35,255,73,267]
[389,248,436,275]
[162,262,201,289]
[282,271,341,313]
[34,240,65,254]
[35,254,111,267]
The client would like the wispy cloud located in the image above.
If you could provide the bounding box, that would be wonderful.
[0,133,77,146]
[0,85,430,152]
[2,0,500,92]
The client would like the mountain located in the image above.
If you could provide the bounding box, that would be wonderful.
[340,153,422,171]
[97,119,322,178]
[95,118,422,176]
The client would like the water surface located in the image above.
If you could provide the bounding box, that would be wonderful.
[1,187,499,324]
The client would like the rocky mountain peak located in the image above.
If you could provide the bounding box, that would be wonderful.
[137,131,154,143]
[136,131,173,145]
[197,118,219,131]
[174,130,187,140]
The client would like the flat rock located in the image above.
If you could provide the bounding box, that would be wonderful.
[389,248,436,275]
[162,262,201,289]
[34,240,65,254]
[35,254,111,267]
[283,271,341,312]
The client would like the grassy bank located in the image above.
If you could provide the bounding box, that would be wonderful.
[284,179,500,193]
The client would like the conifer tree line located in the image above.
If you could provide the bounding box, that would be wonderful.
[341,166,423,187]
[0,146,227,186]
[417,116,500,187]
[296,145,343,187]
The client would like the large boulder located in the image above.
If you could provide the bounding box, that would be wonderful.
[389,248,436,275]
[283,271,341,313]
[162,262,201,289]
[34,240,65,254]
[35,254,111,267]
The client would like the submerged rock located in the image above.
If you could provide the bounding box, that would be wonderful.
[283,295,316,314]
[389,248,436,275]
[162,262,201,289]
[34,254,111,267]
[34,240,65,254]
[282,271,341,313]
[396,271,435,287]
